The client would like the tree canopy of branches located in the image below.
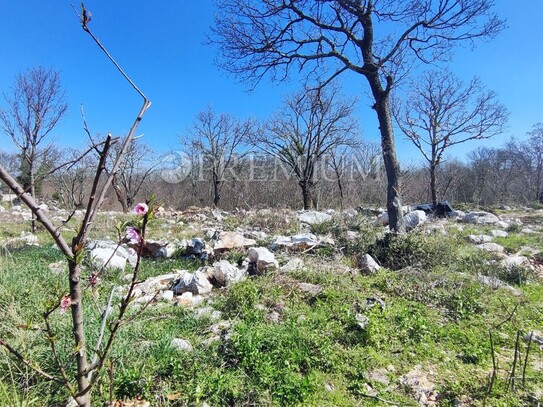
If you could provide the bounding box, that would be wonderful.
[394,69,508,205]
[254,86,358,209]
[212,0,505,231]
[183,106,252,207]
[0,66,68,229]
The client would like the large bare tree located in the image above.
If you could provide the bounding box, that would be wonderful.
[393,69,508,205]
[212,0,505,231]
[0,66,68,230]
[183,106,252,207]
[255,86,358,209]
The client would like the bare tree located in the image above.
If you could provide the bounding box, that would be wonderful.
[0,66,68,230]
[466,146,522,205]
[109,138,157,212]
[183,106,252,208]
[212,0,505,231]
[254,86,358,209]
[326,144,353,210]
[0,150,18,194]
[50,148,96,209]
[394,69,508,205]
[325,140,380,209]
[522,124,543,203]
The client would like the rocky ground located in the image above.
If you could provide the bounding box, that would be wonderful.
[1,201,542,406]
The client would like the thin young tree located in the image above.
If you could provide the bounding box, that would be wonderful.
[327,140,381,209]
[326,144,352,210]
[183,106,252,207]
[254,86,358,210]
[0,66,68,230]
[212,0,505,232]
[0,5,151,406]
[394,69,508,205]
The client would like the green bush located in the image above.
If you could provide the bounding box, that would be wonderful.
[367,232,456,270]
[218,278,263,321]
[309,219,337,235]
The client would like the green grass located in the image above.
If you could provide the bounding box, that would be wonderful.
[494,232,543,254]
[1,218,543,406]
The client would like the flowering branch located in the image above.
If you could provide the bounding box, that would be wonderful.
[0,4,152,406]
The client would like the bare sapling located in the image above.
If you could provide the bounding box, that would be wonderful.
[0,3,152,406]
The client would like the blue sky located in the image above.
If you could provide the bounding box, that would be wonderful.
[1,1,542,165]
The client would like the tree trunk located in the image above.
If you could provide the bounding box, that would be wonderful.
[430,164,438,206]
[27,149,37,233]
[335,171,344,210]
[126,195,134,210]
[213,177,221,208]
[112,175,128,213]
[30,167,37,233]
[367,74,405,233]
[300,180,312,210]
[68,259,91,407]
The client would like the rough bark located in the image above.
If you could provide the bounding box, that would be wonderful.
[213,177,222,207]
[430,164,438,206]
[300,180,313,210]
[367,73,405,232]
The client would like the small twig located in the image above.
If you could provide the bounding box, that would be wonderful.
[302,244,319,254]
[93,241,123,275]
[494,302,519,330]
[88,287,116,382]
[487,330,497,396]
[43,305,75,394]
[0,338,63,384]
[507,330,521,392]
[522,331,533,388]
[61,209,78,225]
[119,292,159,327]
[41,141,107,181]
[108,359,115,406]
[75,4,149,101]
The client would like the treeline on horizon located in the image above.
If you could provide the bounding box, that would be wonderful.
[1,129,542,212]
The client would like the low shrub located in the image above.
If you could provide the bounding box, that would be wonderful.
[367,232,457,270]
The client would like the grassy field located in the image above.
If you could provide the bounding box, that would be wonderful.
[0,210,542,406]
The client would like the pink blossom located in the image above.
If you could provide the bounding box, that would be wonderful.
[89,271,100,287]
[60,296,71,314]
[133,203,149,215]
[125,227,142,245]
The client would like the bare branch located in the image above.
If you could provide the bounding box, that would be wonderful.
[0,338,64,384]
